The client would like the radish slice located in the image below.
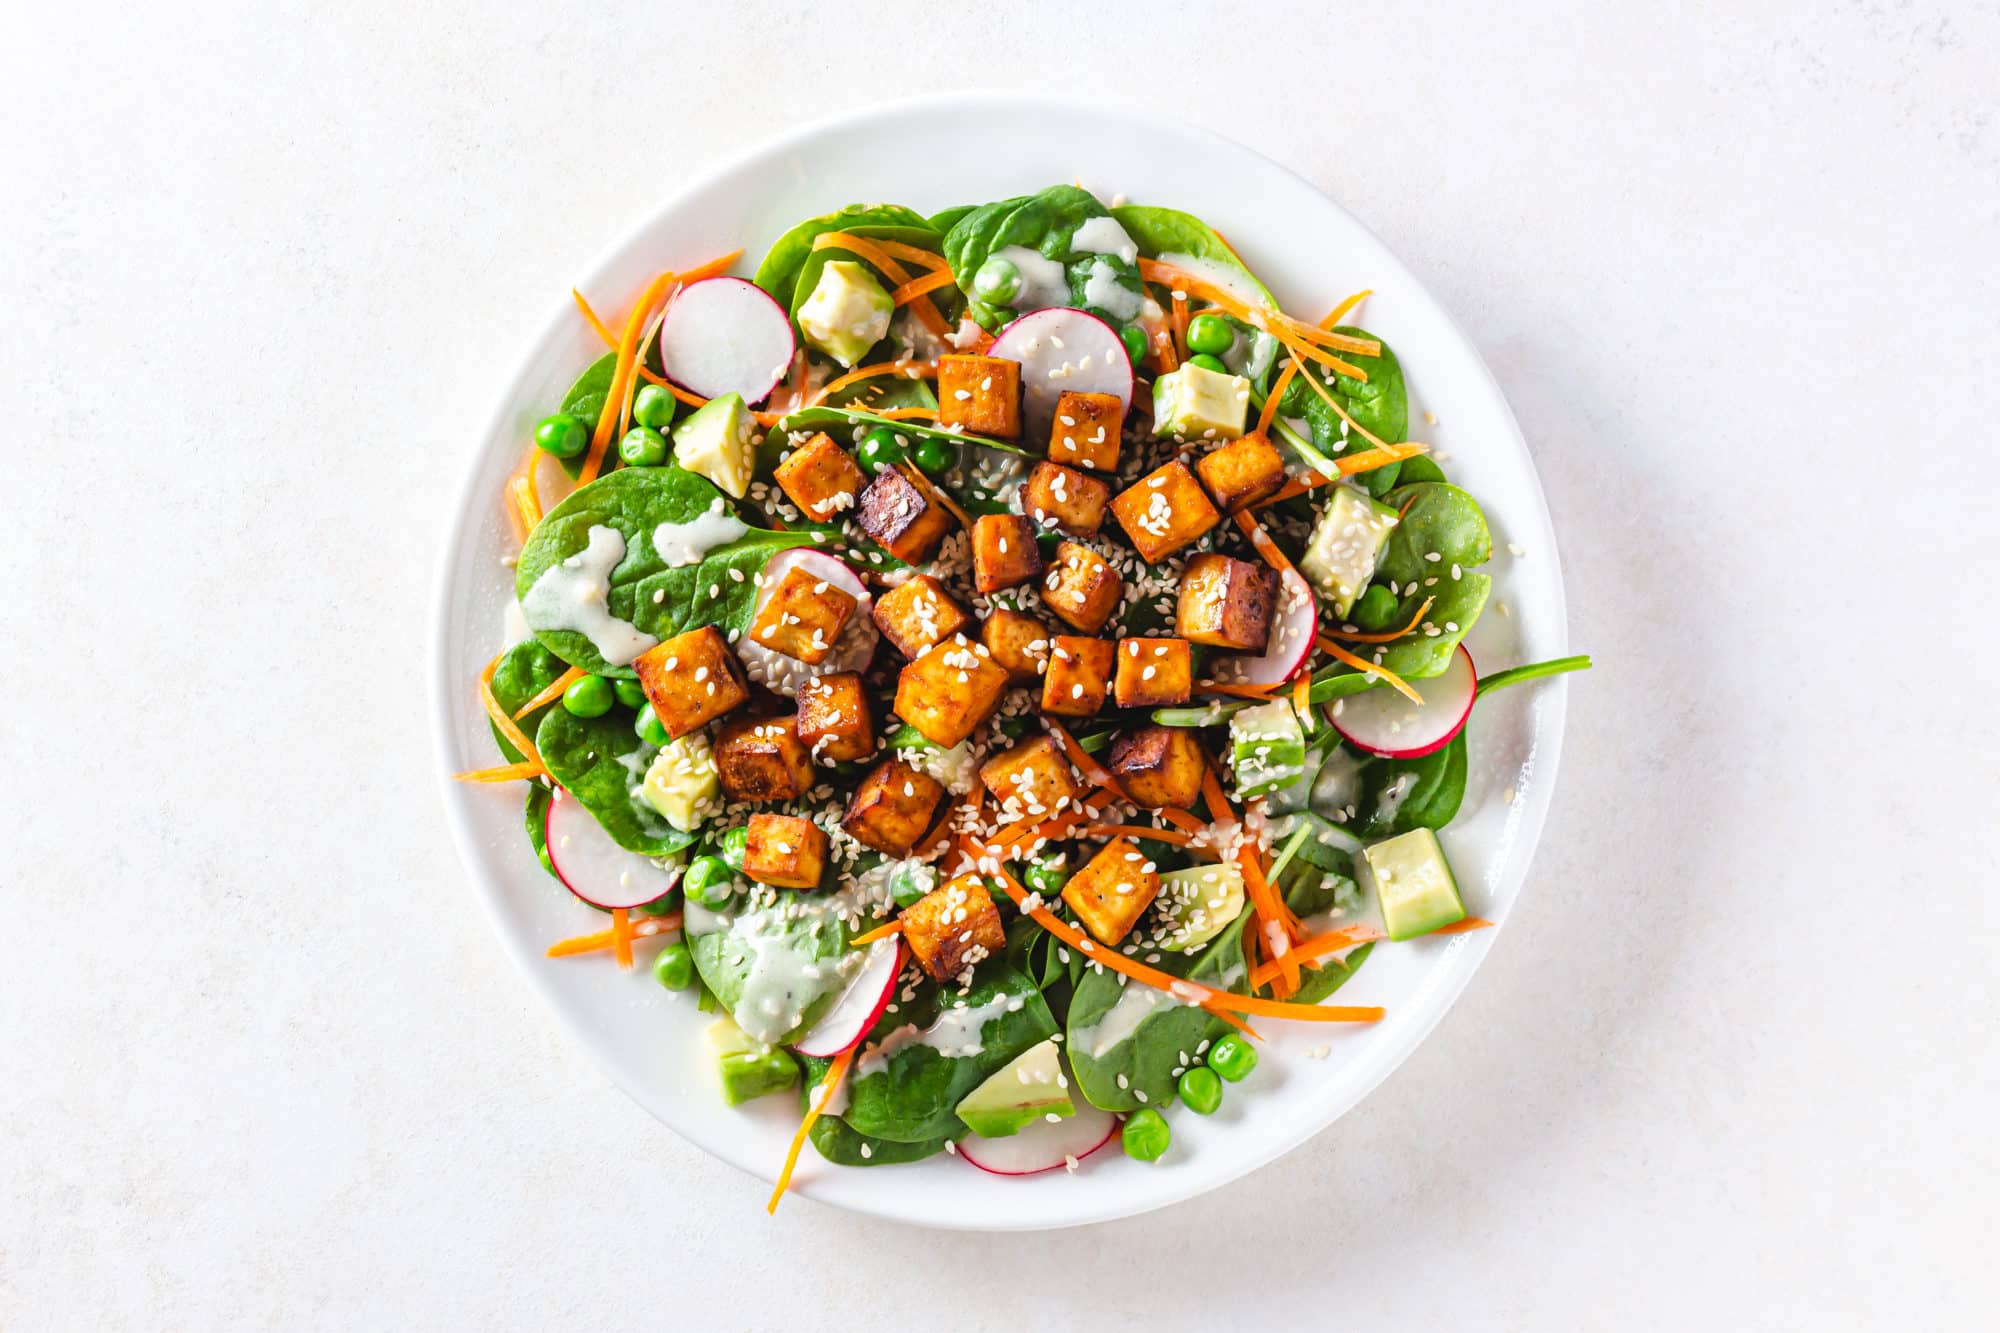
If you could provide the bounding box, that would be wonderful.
[987,308,1133,444]
[1332,645,1478,760]
[959,1099,1118,1176]
[656,277,796,404]
[1212,569,1317,687]
[545,791,684,909]
[791,938,901,1058]
[735,548,878,697]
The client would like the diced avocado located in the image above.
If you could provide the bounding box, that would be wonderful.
[1150,862,1245,952]
[639,732,720,832]
[1151,363,1251,440]
[1230,698,1306,799]
[673,392,754,498]
[1364,827,1466,941]
[954,1037,1073,1138]
[1299,484,1400,617]
[705,1016,799,1106]
[797,259,893,368]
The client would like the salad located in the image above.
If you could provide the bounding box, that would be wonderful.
[455,186,1589,1210]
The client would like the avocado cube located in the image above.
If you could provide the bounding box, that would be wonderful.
[1175,552,1277,651]
[672,392,755,498]
[980,609,1055,685]
[747,565,857,665]
[1109,460,1220,564]
[1107,725,1206,811]
[1229,699,1306,799]
[1114,636,1192,708]
[712,714,815,804]
[1062,837,1162,946]
[773,431,868,522]
[1040,635,1116,718]
[742,812,828,889]
[797,259,894,368]
[795,671,874,763]
[971,513,1043,594]
[632,627,751,738]
[1299,484,1400,617]
[955,1037,1073,1138]
[1151,862,1247,953]
[1022,459,1111,537]
[1151,363,1251,442]
[1365,828,1467,941]
[1040,541,1123,634]
[978,735,1083,826]
[894,633,1010,747]
[902,873,1008,983]
[937,354,1022,438]
[1047,390,1123,471]
[855,465,956,565]
[872,572,971,661]
[638,732,722,832]
[705,1016,799,1106]
[842,757,947,856]
[1195,431,1287,512]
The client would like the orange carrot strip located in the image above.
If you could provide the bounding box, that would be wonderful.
[1257,360,1300,436]
[1320,599,1434,646]
[511,665,586,719]
[611,908,634,970]
[768,1046,857,1214]
[479,653,546,774]
[1251,442,1431,509]
[1169,290,1191,361]
[452,761,544,784]
[1318,638,1424,706]
[582,270,680,482]
[1232,510,1298,579]
[1249,924,1383,988]
[810,358,936,407]
[1196,680,1281,700]
[1319,289,1372,329]
[1293,672,1313,732]
[545,913,683,958]
[1150,324,1179,373]
[1433,917,1495,935]
[508,473,543,537]
[1084,824,1198,848]
[875,406,940,421]
[849,920,904,947]
[869,239,953,271]
[890,268,957,307]
[572,288,617,347]
[810,233,948,336]
[1136,260,1375,375]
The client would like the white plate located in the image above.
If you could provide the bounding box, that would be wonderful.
[429,94,1572,1230]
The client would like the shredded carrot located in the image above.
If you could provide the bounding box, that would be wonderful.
[510,665,586,719]
[1257,360,1300,436]
[610,908,634,970]
[1136,259,1374,378]
[890,268,957,307]
[768,1045,856,1214]
[452,761,544,784]
[479,653,546,775]
[849,920,904,947]
[1320,598,1434,646]
[1434,917,1495,935]
[809,358,936,407]
[1248,925,1384,988]
[508,473,543,538]
[1251,442,1431,509]
[1169,290,1191,362]
[571,288,617,346]
[1319,289,1372,329]
[809,232,949,336]
[581,269,680,482]
[1318,637,1424,705]
[1293,672,1313,730]
[866,239,953,271]
[1232,510,1298,579]
[1196,680,1280,700]
[875,406,940,421]
[1084,823,1200,848]
[1150,324,1179,374]
[545,913,683,958]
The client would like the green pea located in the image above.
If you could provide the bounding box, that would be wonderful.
[634,704,670,748]
[971,255,1021,305]
[1023,857,1068,896]
[562,674,616,718]
[632,382,677,431]
[1186,353,1229,375]
[909,435,953,476]
[535,414,588,460]
[638,888,682,917]
[1177,1066,1223,1115]
[857,427,906,476]
[619,425,669,468]
[719,825,750,872]
[1119,324,1149,365]
[613,678,648,708]
[1207,1033,1257,1082]
[652,940,696,990]
[1349,584,1400,633]
[1185,313,1234,357]
[684,855,735,906]
[1121,1107,1170,1162]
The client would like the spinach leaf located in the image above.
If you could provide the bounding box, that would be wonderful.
[786,223,952,336]
[752,203,933,307]
[487,640,567,762]
[534,705,690,856]
[942,186,1143,326]
[1395,454,1449,486]
[551,353,618,479]
[1066,914,1250,1114]
[799,1060,957,1166]
[687,891,855,1046]
[926,204,977,233]
[1112,204,1276,303]
[1316,482,1493,688]
[1355,734,1468,838]
[1277,850,1375,1005]
[1280,327,1409,496]
[524,785,555,880]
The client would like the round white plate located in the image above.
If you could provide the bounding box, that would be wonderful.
[430,94,1572,1230]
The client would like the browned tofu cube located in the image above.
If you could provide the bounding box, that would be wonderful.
[971,514,1042,594]
[1114,637,1193,708]
[746,565,857,665]
[632,627,750,738]
[1047,390,1123,471]
[1175,552,1277,651]
[1040,636,1117,718]
[1109,461,1221,564]
[742,812,827,890]
[795,671,873,763]
[978,735,1083,825]
[1062,837,1162,946]
[980,609,1054,685]
[1106,725,1207,811]
[855,465,956,565]
[712,714,815,804]
[937,354,1021,439]
[773,431,867,522]
[902,874,1007,982]
[894,633,1011,747]
[1194,431,1288,512]
[842,757,946,856]
[1022,460,1111,537]
[1040,541,1123,634]
[872,573,971,661]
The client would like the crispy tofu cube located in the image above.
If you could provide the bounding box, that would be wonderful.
[1114,637,1193,708]
[855,465,956,565]
[841,757,946,856]
[1047,390,1123,471]
[971,514,1042,594]
[795,671,873,763]
[1022,460,1111,537]
[632,627,750,738]
[873,573,971,661]
[902,874,1007,983]
[1107,725,1207,811]
[1040,541,1123,634]
[712,715,815,804]
[1109,461,1221,564]
[1040,636,1117,718]
[980,609,1054,685]
[978,735,1083,825]
[1062,837,1162,946]
[937,354,1021,438]
[746,565,857,665]
[773,431,867,522]
[1175,553,1277,651]
[742,812,827,889]
[1194,431,1287,512]
[894,633,1011,747]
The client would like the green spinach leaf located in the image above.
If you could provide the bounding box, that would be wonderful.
[798,1060,957,1166]
[1280,327,1409,496]
[533,705,690,856]
[1355,734,1468,838]
[551,353,619,479]
[686,891,855,1046]
[1112,204,1276,303]
[942,186,1143,327]
[753,203,933,307]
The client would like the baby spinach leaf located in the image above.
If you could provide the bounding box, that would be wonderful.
[1277,853,1374,1005]
[686,891,855,1046]
[488,640,568,761]
[942,185,1143,326]
[799,1060,957,1166]
[1395,455,1449,486]
[753,203,933,307]
[786,223,950,334]
[1316,482,1492,690]
[551,353,618,479]
[1354,734,1468,838]
[1280,327,1409,496]
[1112,203,1277,304]
[926,203,976,233]
[534,705,690,856]
[1066,914,1250,1114]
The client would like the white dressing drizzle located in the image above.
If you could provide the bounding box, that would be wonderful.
[519,524,658,666]
[652,505,748,566]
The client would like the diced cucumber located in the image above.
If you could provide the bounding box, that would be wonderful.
[1229,698,1305,799]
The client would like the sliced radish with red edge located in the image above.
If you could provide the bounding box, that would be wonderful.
[791,938,901,1058]
[987,308,1133,444]
[1332,645,1477,759]
[546,791,684,909]
[656,277,796,405]
[1212,569,1317,688]
[735,548,878,696]
[959,1098,1118,1176]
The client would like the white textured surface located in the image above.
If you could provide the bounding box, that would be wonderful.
[2,2,1994,1329]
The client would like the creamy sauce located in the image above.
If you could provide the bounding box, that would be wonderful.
[1070,982,1177,1059]
[519,524,659,666]
[652,505,748,567]
[1069,216,1138,263]
[1159,251,1267,307]
[701,896,864,1045]
[853,993,1019,1081]
[991,245,1069,311]
[1082,258,1143,322]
